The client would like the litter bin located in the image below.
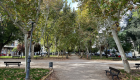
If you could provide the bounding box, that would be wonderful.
[49,62,53,69]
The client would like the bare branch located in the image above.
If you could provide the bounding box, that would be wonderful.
[35,0,41,23]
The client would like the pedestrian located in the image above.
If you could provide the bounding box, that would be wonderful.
[80,50,83,58]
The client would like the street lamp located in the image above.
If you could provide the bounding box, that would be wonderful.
[25,22,35,80]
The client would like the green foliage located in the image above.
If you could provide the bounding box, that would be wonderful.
[108,31,132,52]
[91,48,98,53]
[0,20,23,45]
[126,17,140,47]
[12,47,17,52]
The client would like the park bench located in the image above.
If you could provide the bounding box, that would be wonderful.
[4,62,21,67]
[112,57,121,61]
[134,63,140,69]
[105,67,120,80]
[12,55,21,59]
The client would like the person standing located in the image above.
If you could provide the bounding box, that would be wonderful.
[80,50,84,58]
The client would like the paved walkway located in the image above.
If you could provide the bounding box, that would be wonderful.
[0,54,139,80]
[54,54,109,80]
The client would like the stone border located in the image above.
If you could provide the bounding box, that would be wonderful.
[41,69,53,80]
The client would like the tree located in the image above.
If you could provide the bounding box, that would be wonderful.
[73,0,135,73]
[17,43,25,58]
[0,0,41,72]
[39,0,64,57]
[12,47,18,53]
[126,17,140,53]
[0,20,23,54]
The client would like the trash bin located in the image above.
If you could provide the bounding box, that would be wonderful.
[49,62,53,69]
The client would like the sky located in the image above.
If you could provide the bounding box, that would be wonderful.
[67,0,78,10]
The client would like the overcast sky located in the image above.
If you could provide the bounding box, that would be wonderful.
[67,0,78,10]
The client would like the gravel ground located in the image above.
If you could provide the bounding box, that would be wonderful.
[0,54,138,80]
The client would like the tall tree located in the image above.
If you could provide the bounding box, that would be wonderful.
[0,0,41,72]
[73,0,140,73]
[0,20,23,54]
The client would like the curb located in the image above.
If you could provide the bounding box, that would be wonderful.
[41,69,54,80]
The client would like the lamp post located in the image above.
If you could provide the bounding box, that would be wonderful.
[25,22,35,80]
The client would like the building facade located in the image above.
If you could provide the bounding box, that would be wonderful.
[1,40,18,56]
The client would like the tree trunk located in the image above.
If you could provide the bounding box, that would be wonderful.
[0,44,4,54]
[0,44,4,58]
[105,46,108,58]
[48,48,50,57]
[58,51,59,57]
[107,17,131,73]
[24,34,29,72]
[112,29,131,73]
[62,50,64,58]
[100,46,102,58]
[86,46,89,59]
[105,49,108,58]
[31,44,34,59]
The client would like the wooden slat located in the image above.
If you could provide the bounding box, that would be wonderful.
[4,62,21,63]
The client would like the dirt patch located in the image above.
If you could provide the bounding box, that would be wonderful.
[45,71,59,80]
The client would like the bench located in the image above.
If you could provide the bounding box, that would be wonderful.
[112,58,121,61]
[105,67,120,80]
[134,63,140,69]
[4,62,21,67]
[12,55,21,59]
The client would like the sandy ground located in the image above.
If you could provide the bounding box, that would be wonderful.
[0,54,139,80]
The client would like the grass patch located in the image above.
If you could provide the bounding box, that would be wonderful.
[83,55,114,60]
[0,56,39,59]
[127,58,140,60]
[91,56,113,60]
[82,55,140,61]
[119,69,140,80]
[0,55,64,59]
[0,56,12,58]
[0,68,49,80]
[50,55,63,57]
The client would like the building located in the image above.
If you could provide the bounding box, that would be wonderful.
[1,40,18,56]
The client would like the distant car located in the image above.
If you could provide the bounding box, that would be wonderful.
[40,52,48,56]
[95,52,106,56]
[0,53,6,56]
[91,53,94,56]
[102,52,106,56]
[118,55,121,58]
[95,53,100,56]
[125,53,133,58]
[116,53,121,58]
[110,53,116,57]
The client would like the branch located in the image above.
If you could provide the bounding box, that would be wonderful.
[117,2,122,20]
[3,33,12,45]
[33,0,41,31]
[35,0,41,23]
[0,1,27,34]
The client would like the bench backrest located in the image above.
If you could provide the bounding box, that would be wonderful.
[135,63,140,65]
[4,62,21,63]
[109,67,120,74]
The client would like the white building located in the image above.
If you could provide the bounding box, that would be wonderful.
[1,40,18,56]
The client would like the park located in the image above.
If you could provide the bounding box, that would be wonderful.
[0,0,140,80]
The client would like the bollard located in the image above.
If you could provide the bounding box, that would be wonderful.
[49,62,53,69]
